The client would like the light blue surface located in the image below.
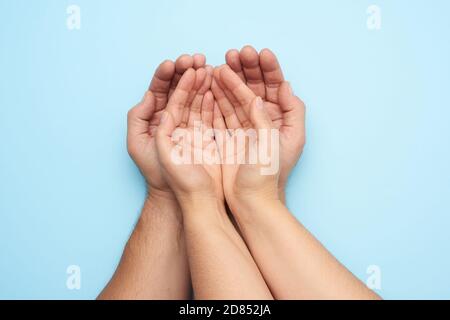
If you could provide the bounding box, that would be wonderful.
[1,0,449,299]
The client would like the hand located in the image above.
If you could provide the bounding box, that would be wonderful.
[155,68,223,204]
[224,46,306,198]
[127,54,206,197]
[211,65,280,208]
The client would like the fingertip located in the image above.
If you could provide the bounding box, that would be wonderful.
[193,53,206,69]
[157,110,175,135]
[241,44,257,54]
[225,49,241,67]
[196,67,207,77]
[213,66,224,83]
[279,81,293,96]
[184,67,196,79]
[259,48,275,59]
[205,64,214,75]
[160,110,169,124]
[213,66,221,78]
[250,96,270,125]
[278,81,306,113]
[141,88,150,99]
[175,54,194,73]
[156,60,176,80]
[240,45,259,66]
[177,67,196,90]
[225,48,239,59]
[259,48,280,71]
[218,65,241,90]
[194,68,207,90]
[142,90,155,104]
[218,64,232,78]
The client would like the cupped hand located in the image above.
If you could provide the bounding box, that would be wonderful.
[155,68,223,203]
[224,46,306,196]
[211,65,280,207]
[127,54,206,196]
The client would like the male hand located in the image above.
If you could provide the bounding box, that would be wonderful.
[127,54,206,197]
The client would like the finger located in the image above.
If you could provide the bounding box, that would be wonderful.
[239,45,266,98]
[148,109,165,135]
[249,96,273,130]
[193,53,206,69]
[214,65,251,127]
[127,91,156,136]
[278,81,306,128]
[213,102,226,130]
[183,68,207,128]
[211,74,242,129]
[212,102,228,157]
[155,111,177,165]
[260,48,285,103]
[197,66,212,95]
[169,54,194,96]
[219,65,256,114]
[201,91,214,129]
[205,64,214,77]
[185,68,211,127]
[264,102,283,129]
[148,60,176,111]
[166,68,196,126]
[225,49,246,81]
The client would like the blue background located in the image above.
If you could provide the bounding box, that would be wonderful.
[1,0,449,299]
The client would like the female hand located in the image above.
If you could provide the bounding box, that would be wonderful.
[155,67,223,203]
[211,65,280,208]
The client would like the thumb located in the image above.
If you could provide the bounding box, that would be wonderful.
[278,81,305,128]
[155,111,178,165]
[249,96,273,130]
[127,91,156,136]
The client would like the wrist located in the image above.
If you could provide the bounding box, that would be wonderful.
[227,191,282,226]
[176,191,218,210]
[143,189,183,225]
[226,183,279,211]
[146,187,177,203]
[178,194,228,227]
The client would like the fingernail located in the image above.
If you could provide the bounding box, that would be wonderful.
[142,90,149,102]
[287,82,293,95]
[160,111,168,123]
[256,96,264,109]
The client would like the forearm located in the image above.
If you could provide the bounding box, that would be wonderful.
[180,197,272,300]
[230,197,380,300]
[98,192,190,300]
